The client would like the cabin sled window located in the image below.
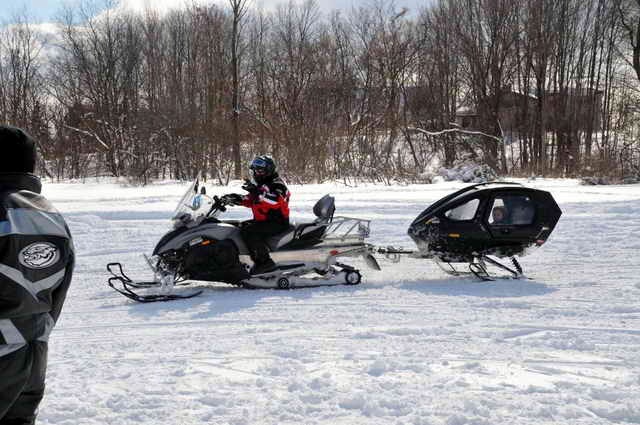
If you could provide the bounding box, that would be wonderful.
[444,198,480,221]
[488,195,535,225]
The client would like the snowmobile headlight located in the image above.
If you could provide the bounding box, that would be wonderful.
[191,195,202,210]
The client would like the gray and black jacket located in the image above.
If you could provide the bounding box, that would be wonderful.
[0,173,74,357]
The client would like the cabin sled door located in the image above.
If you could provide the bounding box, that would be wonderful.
[485,192,539,242]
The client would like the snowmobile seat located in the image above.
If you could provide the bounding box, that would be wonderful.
[265,224,296,250]
[266,195,336,250]
[265,221,328,250]
[313,194,335,223]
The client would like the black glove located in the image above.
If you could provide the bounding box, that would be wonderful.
[223,193,244,206]
[241,179,259,196]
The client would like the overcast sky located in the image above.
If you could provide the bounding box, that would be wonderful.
[0,0,428,24]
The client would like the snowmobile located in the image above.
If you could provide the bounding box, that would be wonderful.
[107,176,381,302]
[386,181,562,280]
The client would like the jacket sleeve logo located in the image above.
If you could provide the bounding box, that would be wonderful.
[19,242,60,269]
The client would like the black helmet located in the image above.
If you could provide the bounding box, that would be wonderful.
[249,155,276,184]
[0,125,36,173]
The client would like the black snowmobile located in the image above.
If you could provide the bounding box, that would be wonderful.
[400,181,562,280]
[107,176,380,302]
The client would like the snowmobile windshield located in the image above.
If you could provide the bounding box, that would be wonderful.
[172,175,200,219]
[171,175,215,227]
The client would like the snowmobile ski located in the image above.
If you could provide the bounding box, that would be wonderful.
[107,262,203,302]
[433,255,525,281]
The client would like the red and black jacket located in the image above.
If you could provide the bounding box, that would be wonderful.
[241,174,290,225]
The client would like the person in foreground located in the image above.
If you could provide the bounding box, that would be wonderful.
[0,125,74,425]
[227,155,290,275]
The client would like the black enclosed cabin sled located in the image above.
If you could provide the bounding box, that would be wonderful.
[407,182,561,279]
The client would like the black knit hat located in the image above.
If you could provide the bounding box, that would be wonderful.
[0,125,36,173]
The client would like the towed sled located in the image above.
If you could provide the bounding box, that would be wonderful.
[108,179,561,302]
[400,181,562,280]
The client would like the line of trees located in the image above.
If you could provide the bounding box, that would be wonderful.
[1,0,639,184]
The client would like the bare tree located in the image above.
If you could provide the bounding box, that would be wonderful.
[0,0,635,182]
[616,0,640,82]
[451,0,522,172]
[229,0,249,178]
[0,14,47,129]
[416,1,463,168]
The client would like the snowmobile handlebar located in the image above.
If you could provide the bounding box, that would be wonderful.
[208,193,243,216]
[208,195,228,215]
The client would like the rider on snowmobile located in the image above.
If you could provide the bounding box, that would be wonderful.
[226,155,290,275]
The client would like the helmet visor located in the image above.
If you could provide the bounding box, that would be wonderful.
[250,158,269,176]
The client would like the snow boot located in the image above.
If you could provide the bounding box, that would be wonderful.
[250,259,277,275]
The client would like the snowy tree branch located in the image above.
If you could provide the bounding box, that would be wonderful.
[406,127,503,144]
[63,124,110,150]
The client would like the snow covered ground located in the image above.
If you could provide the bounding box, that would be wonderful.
[37,178,640,425]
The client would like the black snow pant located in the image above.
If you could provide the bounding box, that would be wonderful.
[240,220,289,266]
[0,342,47,425]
